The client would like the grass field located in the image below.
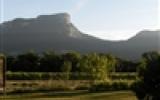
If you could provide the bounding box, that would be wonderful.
[3,72,138,100]
[0,91,137,100]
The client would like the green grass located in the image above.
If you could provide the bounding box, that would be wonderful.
[4,72,138,100]
[7,72,137,80]
[0,91,137,100]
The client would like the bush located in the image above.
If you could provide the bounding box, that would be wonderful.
[132,52,160,100]
[109,72,137,80]
[89,81,132,92]
[7,72,73,80]
[7,72,42,80]
[7,72,138,80]
[89,82,111,92]
[131,81,146,100]
[75,85,90,90]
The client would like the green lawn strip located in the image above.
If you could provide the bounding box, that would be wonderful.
[0,91,137,100]
[82,91,137,100]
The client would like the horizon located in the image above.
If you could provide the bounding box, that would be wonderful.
[0,0,159,40]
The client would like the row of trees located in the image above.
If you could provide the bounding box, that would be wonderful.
[6,50,160,99]
[7,51,138,73]
[7,51,118,80]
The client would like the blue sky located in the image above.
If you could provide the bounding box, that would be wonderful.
[0,0,159,40]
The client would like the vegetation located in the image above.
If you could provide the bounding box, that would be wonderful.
[5,50,160,100]
[132,52,160,100]
[0,91,137,100]
[7,51,118,80]
[89,81,134,92]
[109,72,137,80]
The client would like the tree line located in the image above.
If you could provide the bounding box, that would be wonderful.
[6,51,160,99]
[7,51,137,72]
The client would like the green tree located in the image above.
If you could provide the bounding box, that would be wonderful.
[100,53,117,72]
[61,61,72,79]
[40,51,62,72]
[14,51,39,72]
[77,53,109,80]
[7,55,16,71]
[62,51,81,72]
[133,52,160,100]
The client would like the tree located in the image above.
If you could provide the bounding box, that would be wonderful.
[115,58,137,72]
[61,51,81,72]
[7,55,16,71]
[133,52,160,100]
[40,51,62,72]
[99,53,117,72]
[77,53,109,80]
[13,51,39,72]
[61,61,72,79]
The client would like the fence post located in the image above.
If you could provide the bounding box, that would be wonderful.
[0,54,6,97]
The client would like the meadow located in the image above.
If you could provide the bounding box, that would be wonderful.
[0,72,138,100]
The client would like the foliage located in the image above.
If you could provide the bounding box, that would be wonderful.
[6,72,137,81]
[7,72,72,80]
[61,51,81,72]
[133,51,160,100]
[6,51,119,80]
[89,81,132,92]
[109,72,137,80]
[8,51,40,72]
[115,58,138,72]
[39,51,62,72]
[77,53,110,80]
[61,61,72,79]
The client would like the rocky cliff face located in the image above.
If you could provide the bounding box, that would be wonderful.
[0,13,159,60]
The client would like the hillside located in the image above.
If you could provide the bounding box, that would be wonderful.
[0,13,159,60]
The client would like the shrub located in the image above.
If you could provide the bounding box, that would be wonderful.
[109,72,137,80]
[89,81,132,92]
[75,85,90,90]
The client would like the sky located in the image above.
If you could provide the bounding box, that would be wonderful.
[0,0,159,40]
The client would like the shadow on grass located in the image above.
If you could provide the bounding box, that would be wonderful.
[0,90,90,99]
[0,89,137,100]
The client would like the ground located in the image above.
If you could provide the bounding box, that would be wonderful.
[0,91,137,100]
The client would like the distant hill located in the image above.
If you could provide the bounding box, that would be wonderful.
[0,13,159,60]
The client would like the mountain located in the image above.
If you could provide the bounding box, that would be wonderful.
[112,30,159,60]
[0,13,159,60]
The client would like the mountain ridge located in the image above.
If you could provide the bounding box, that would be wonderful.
[0,13,159,60]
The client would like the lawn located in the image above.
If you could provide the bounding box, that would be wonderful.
[0,91,137,100]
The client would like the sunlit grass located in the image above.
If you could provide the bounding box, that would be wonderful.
[0,91,137,100]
